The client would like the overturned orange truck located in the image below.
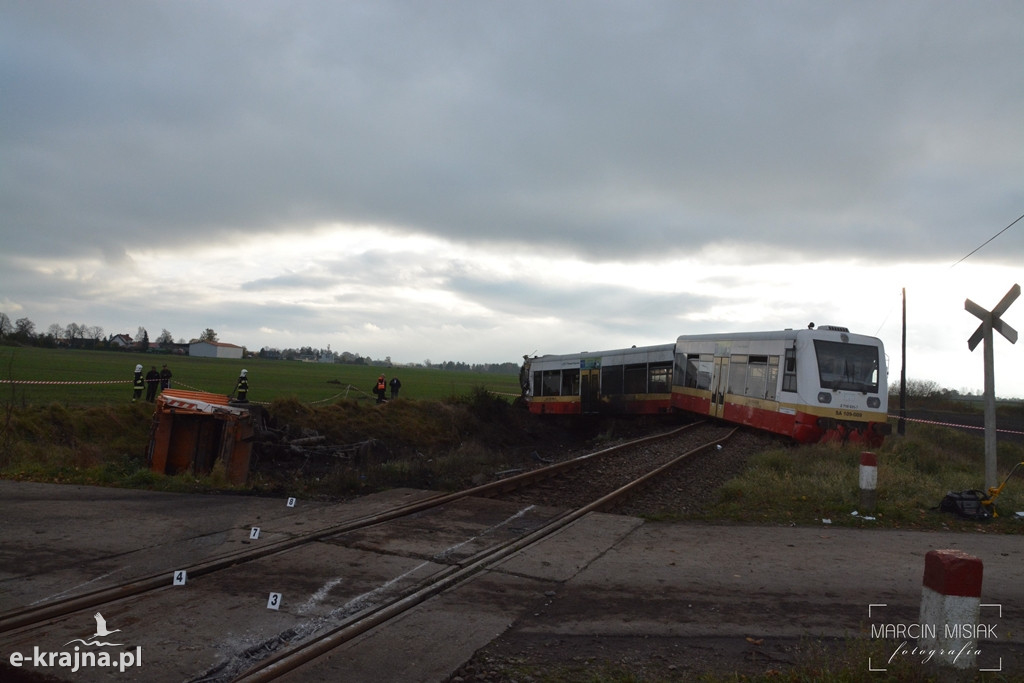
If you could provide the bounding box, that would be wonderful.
[148,389,255,485]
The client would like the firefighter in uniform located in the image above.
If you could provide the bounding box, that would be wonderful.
[234,369,249,402]
[132,364,144,401]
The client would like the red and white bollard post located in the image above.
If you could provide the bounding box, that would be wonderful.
[859,451,877,513]
[919,549,983,669]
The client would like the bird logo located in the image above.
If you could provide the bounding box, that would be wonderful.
[64,612,124,647]
[92,612,121,638]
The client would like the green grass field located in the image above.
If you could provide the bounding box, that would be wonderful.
[0,347,522,406]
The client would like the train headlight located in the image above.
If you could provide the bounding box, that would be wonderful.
[817,392,832,404]
[867,396,880,408]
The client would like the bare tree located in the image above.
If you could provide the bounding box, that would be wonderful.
[14,318,35,340]
[904,378,941,398]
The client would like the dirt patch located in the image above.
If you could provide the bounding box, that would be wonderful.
[455,633,850,681]
[457,631,1024,682]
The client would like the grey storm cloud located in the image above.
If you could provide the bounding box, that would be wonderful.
[3,0,1021,265]
[2,1,1023,395]
[443,271,719,327]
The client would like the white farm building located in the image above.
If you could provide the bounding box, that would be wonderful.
[189,341,244,359]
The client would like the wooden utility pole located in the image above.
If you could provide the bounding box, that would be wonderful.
[965,283,1019,491]
[899,287,906,436]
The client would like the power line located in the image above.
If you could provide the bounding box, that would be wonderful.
[874,211,1022,335]
[950,212,1024,268]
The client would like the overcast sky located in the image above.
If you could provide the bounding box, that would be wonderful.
[2,1,1022,397]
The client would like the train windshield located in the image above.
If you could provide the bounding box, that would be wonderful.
[813,340,879,393]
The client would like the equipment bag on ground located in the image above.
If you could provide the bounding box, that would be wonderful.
[938,490,993,520]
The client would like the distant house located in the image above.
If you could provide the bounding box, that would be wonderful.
[109,334,133,349]
[189,341,244,359]
[165,342,190,355]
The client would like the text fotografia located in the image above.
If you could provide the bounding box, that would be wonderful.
[883,640,981,666]
[8,646,142,673]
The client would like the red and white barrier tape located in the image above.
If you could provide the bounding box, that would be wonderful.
[888,414,1024,436]
[0,379,131,385]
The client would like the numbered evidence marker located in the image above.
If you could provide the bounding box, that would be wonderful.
[267,592,282,610]
[173,570,187,586]
[286,497,296,508]
[249,527,261,540]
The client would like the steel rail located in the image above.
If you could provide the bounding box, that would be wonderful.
[0,422,700,635]
[230,425,737,682]
[0,490,434,633]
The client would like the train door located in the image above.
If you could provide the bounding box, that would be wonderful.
[710,356,729,418]
[580,368,600,413]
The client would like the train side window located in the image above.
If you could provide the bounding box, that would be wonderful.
[624,364,647,394]
[766,356,779,401]
[602,365,624,395]
[782,347,797,392]
[561,369,580,396]
[649,362,672,393]
[685,354,700,388]
[745,355,768,399]
[697,355,713,390]
[673,355,687,387]
[533,371,543,396]
[542,370,561,396]
[728,355,748,396]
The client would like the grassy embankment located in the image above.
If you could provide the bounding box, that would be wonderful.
[690,421,1024,530]
[0,346,524,492]
[2,347,1023,531]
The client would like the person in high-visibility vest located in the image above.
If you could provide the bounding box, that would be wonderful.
[132,364,144,402]
[375,374,387,404]
[234,369,249,402]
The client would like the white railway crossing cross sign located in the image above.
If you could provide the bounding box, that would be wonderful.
[965,283,1019,490]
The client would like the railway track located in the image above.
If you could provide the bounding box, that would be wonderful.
[0,422,738,682]
[228,422,738,682]
[489,421,738,510]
